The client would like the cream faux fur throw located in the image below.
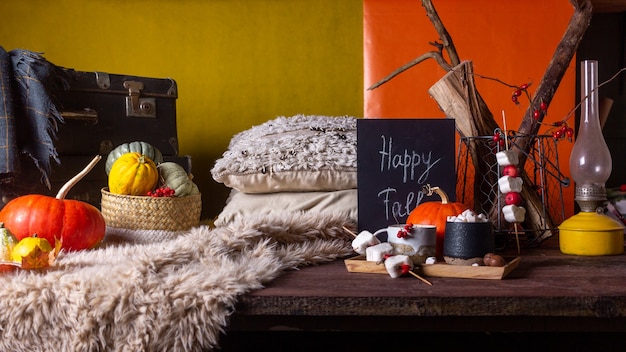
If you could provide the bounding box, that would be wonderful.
[0,212,355,352]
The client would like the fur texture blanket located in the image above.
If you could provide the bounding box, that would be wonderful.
[0,212,355,352]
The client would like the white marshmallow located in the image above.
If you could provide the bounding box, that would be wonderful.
[366,242,394,263]
[498,175,523,193]
[447,209,489,223]
[384,255,413,278]
[496,150,519,166]
[461,209,475,217]
[502,204,526,223]
[476,213,488,222]
[425,257,437,264]
[351,231,381,255]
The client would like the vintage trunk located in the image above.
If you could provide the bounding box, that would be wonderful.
[1,69,190,210]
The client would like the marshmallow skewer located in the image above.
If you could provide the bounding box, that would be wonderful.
[500,110,522,254]
[346,226,432,285]
[344,226,432,285]
[384,255,432,285]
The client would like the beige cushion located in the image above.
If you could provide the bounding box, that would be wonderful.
[214,189,357,227]
[211,114,357,193]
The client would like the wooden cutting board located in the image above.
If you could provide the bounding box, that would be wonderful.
[344,255,521,280]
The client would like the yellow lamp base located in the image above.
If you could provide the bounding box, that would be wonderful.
[559,211,625,256]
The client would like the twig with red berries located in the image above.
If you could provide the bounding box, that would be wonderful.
[510,81,575,141]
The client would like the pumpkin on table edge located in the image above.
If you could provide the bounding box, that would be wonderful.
[406,184,471,256]
[105,141,163,175]
[108,152,159,195]
[0,156,106,252]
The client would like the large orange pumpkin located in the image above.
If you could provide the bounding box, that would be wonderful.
[0,156,105,252]
[406,184,470,256]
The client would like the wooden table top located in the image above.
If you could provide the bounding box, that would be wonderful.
[231,236,626,332]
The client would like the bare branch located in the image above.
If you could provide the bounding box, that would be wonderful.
[367,0,459,91]
[421,0,460,66]
[367,51,450,90]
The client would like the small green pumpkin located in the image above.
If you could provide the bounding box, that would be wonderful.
[105,141,163,175]
[157,162,197,197]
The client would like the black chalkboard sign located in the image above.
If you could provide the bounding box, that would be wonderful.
[357,118,456,233]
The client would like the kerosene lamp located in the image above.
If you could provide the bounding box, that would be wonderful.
[559,60,625,255]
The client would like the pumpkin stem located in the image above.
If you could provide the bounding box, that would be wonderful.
[55,155,102,200]
[421,184,449,204]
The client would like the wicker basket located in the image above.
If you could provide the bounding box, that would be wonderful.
[100,188,202,231]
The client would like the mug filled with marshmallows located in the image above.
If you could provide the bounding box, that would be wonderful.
[443,209,495,266]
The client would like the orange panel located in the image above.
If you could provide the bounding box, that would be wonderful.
[364,0,577,219]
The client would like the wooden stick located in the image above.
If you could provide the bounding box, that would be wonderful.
[501,110,508,147]
[409,270,433,286]
[342,226,357,238]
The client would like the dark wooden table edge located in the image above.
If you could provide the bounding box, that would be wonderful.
[230,236,626,333]
[227,314,626,333]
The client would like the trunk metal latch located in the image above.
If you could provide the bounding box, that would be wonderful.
[124,80,156,118]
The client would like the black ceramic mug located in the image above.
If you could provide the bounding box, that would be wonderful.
[443,221,495,265]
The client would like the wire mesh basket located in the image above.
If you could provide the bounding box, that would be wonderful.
[456,134,569,248]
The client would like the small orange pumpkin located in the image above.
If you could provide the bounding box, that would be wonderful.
[406,184,470,256]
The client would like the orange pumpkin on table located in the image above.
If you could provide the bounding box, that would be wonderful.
[406,184,470,257]
[0,156,106,252]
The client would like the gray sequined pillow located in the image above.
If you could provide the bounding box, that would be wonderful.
[211,114,357,193]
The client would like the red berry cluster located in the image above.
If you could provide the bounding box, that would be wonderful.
[492,131,506,149]
[397,223,414,239]
[550,121,574,141]
[511,83,552,123]
[510,82,573,141]
[147,187,175,197]
[511,83,530,105]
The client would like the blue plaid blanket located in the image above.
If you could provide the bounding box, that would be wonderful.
[0,47,67,189]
